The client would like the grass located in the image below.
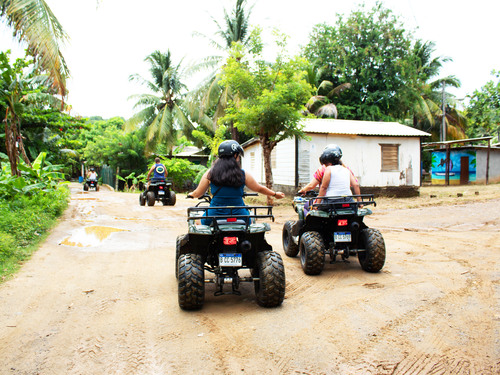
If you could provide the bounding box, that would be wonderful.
[0,186,70,283]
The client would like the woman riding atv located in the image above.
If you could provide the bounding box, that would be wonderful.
[187,140,285,224]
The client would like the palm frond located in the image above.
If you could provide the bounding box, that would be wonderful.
[4,0,69,96]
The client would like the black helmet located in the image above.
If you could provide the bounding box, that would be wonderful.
[218,140,244,157]
[319,144,342,165]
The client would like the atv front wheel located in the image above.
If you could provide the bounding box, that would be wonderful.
[178,254,205,310]
[254,251,285,307]
[139,193,146,206]
[299,231,325,275]
[175,234,188,279]
[146,191,155,206]
[282,221,299,257]
[358,228,385,273]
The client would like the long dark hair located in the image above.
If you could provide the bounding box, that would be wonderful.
[208,156,244,187]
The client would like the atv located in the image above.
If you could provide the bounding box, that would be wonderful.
[139,179,176,206]
[176,193,285,310]
[83,179,99,192]
[282,191,385,275]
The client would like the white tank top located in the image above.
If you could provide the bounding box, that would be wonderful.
[325,165,352,196]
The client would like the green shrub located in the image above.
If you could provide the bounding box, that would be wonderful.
[162,158,206,192]
[0,232,16,261]
[0,186,69,279]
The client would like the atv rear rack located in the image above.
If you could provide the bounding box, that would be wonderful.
[308,194,376,216]
[187,206,274,232]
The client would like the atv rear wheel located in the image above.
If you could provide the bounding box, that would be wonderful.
[167,191,176,206]
[178,253,205,310]
[254,251,285,307]
[146,191,155,206]
[299,231,325,275]
[139,193,146,206]
[358,228,385,273]
[282,221,299,257]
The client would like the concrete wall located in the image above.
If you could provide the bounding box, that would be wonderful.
[477,148,500,183]
[243,134,423,191]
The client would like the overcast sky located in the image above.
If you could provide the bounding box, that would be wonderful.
[1,0,499,119]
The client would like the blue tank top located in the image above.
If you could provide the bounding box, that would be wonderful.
[201,170,249,225]
[153,163,166,180]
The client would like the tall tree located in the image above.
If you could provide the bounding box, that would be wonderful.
[465,70,500,142]
[402,40,464,140]
[0,0,69,97]
[1,51,71,176]
[302,2,414,121]
[189,0,253,140]
[219,31,313,204]
[125,50,195,153]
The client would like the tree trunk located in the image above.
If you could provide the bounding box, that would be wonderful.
[260,135,276,206]
[18,134,32,167]
[230,121,239,143]
[4,120,19,176]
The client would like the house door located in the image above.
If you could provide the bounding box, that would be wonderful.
[460,156,469,184]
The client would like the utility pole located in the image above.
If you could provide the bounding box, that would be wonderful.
[441,82,446,143]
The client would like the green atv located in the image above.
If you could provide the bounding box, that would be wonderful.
[282,192,385,275]
[176,193,285,310]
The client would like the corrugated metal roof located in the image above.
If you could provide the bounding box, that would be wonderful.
[302,118,431,137]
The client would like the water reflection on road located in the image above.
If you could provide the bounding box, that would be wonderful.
[60,226,127,247]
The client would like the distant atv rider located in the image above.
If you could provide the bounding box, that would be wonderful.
[146,157,167,188]
[87,167,98,180]
[188,140,285,225]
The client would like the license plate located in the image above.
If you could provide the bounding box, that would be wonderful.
[334,232,351,242]
[158,190,165,195]
[219,253,242,267]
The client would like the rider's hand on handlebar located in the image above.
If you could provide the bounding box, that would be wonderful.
[274,191,285,199]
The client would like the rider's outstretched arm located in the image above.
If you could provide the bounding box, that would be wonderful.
[188,171,210,198]
[245,173,285,199]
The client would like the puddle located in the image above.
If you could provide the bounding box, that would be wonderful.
[60,226,127,247]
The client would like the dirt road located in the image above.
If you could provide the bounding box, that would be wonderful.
[0,183,499,374]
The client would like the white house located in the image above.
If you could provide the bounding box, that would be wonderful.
[241,118,431,196]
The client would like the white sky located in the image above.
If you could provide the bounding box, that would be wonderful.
[1,0,499,119]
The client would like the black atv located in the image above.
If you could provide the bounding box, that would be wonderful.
[282,191,385,275]
[83,179,99,191]
[176,193,286,310]
[139,179,176,206]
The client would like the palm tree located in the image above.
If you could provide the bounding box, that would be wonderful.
[188,0,253,141]
[303,64,351,119]
[0,0,69,97]
[403,40,464,140]
[125,50,195,153]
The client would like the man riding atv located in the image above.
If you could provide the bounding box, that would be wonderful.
[83,167,99,191]
[146,157,167,187]
[140,157,176,206]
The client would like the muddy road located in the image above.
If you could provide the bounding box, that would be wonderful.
[0,183,499,374]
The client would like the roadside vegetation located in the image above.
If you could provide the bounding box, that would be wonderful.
[0,152,69,281]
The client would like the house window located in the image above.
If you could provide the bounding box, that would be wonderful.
[271,149,276,169]
[380,144,400,171]
[250,152,255,170]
